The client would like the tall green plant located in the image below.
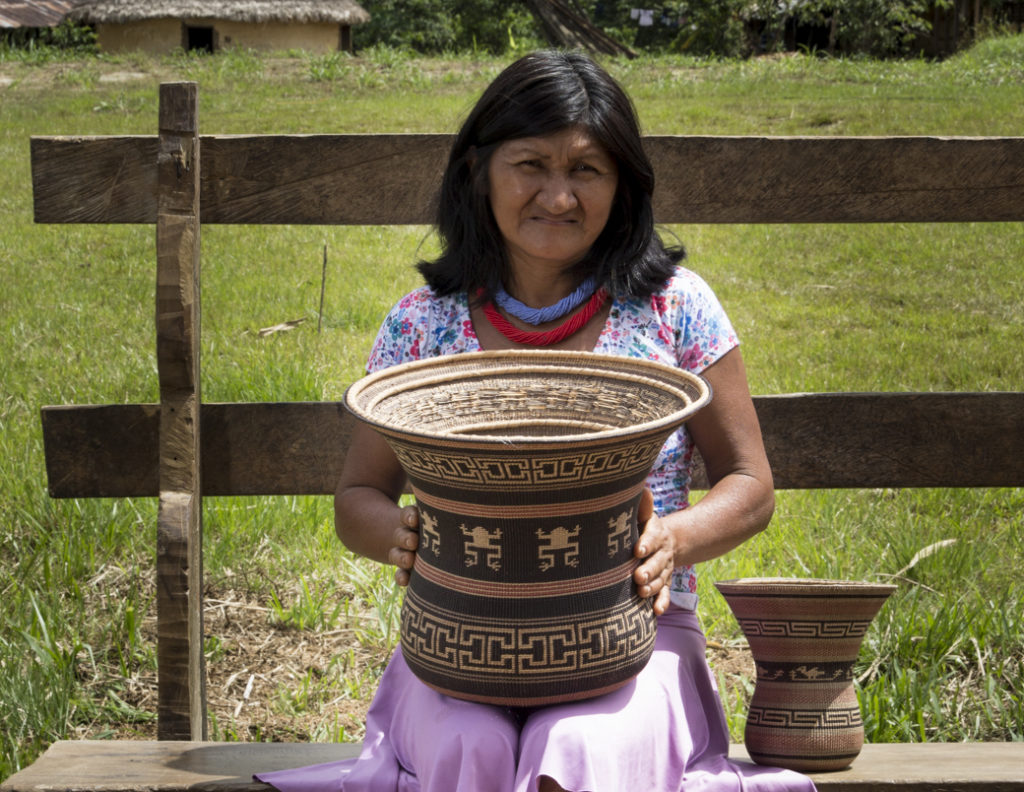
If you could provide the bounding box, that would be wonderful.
[0,19,97,59]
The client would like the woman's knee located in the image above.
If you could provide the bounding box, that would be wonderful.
[420,713,520,792]
[519,705,594,759]
[398,702,520,789]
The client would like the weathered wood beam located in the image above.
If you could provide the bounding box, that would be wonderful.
[40,393,1024,498]
[645,135,1024,223]
[5,740,1024,792]
[155,82,206,741]
[31,135,1024,226]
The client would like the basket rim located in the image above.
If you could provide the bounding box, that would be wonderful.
[714,577,898,596]
[343,349,712,446]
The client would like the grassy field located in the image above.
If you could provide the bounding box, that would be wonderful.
[2,39,1023,780]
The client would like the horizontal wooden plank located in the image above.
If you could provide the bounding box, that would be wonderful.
[40,392,1024,498]
[31,136,158,224]
[0,740,359,792]
[646,136,1024,224]
[41,402,354,498]
[41,403,162,498]
[753,391,1024,488]
[4,740,1024,792]
[200,134,449,225]
[32,135,1024,225]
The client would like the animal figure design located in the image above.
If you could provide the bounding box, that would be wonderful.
[419,510,441,557]
[461,524,503,571]
[536,525,581,571]
[607,509,634,557]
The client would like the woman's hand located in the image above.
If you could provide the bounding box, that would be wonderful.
[390,504,420,587]
[633,488,674,616]
[335,422,419,581]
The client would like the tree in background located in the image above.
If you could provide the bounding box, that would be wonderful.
[354,0,1013,57]
[355,0,749,56]
[786,0,946,56]
[355,0,540,53]
[586,0,747,56]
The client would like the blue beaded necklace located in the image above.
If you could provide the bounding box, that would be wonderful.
[494,275,599,326]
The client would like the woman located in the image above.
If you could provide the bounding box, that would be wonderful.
[258,51,816,792]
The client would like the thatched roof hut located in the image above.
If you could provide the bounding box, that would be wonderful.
[0,1,74,29]
[68,0,370,54]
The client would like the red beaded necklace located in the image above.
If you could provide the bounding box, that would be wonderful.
[482,287,609,347]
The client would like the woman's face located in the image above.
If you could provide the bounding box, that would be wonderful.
[486,127,618,275]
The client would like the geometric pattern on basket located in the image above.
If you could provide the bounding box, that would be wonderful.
[401,587,656,677]
[746,705,863,729]
[392,441,661,489]
[738,619,872,638]
[413,486,642,522]
[414,556,638,599]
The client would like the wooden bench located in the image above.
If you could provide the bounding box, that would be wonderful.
[3,81,1023,791]
[5,741,1024,792]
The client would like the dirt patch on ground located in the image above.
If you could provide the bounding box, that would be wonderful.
[72,569,754,744]
[73,591,753,744]
[73,580,378,743]
[707,638,756,693]
[97,71,149,83]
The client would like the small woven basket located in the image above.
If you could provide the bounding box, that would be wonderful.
[715,578,896,771]
[345,350,711,706]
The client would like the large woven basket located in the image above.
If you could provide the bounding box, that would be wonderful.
[344,350,711,706]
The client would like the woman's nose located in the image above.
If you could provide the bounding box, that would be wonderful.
[536,172,578,214]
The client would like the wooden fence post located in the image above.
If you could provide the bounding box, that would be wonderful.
[155,82,206,740]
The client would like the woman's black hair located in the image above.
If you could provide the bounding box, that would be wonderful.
[416,49,684,300]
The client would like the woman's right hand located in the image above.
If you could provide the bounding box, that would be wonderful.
[390,504,420,586]
[335,423,420,583]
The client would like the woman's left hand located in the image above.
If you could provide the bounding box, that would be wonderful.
[634,487,674,615]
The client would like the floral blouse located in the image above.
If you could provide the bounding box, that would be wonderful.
[366,266,738,611]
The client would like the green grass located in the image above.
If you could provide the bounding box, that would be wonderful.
[2,39,1023,780]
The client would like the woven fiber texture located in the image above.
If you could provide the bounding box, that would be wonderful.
[345,351,711,706]
[715,578,896,772]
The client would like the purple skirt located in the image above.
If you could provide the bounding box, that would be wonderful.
[256,608,816,792]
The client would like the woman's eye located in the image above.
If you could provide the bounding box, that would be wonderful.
[574,162,599,174]
[516,159,542,169]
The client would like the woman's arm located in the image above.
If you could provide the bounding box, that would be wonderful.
[635,346,774,612]
[335,422,420,585]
